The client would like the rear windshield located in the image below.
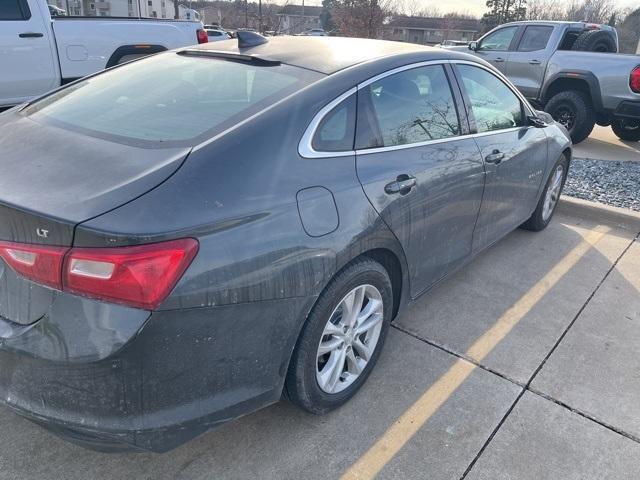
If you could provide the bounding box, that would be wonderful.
[24,53,320,147]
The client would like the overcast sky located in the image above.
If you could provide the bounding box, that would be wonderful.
[298,0,637,16]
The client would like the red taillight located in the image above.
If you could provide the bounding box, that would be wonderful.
[631,67,640,94]
[196,29,208,44]
[63,239,198,310]
[0,241,67,289]
[0,238,198,310]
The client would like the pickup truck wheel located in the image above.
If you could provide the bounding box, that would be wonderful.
[611,119,640,142]
[572,30,617,53]
[545,91,595,144]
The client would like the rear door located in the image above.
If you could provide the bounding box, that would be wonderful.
[473,25,519,73]
[453,62,549,252]
[355,63,485,297]
[506,24,555,100]
[0,0,58,106]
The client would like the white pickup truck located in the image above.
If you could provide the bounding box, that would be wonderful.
[1,0,207,107]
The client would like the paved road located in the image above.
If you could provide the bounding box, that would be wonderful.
[574,126,640,162]
[1,197,639,479]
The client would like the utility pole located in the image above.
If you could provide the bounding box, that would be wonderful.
[174,0,180,19]
[258,0,262,33]
[245,0,248,28]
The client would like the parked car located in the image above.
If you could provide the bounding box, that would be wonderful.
[0,0,207,108]
[302,28,328,36]
[206,28,231,41]
[459,21,640,142]
[437,40,469,47]
[0,33,571,452]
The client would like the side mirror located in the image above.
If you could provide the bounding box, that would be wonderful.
[527,115,547,128]
[468,41,478,51]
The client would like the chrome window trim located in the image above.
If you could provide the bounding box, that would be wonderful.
[355,127,522,156]
[298,59,537,159]
[298,87,358,159]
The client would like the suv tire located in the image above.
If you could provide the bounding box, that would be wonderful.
[572,30,617,53]
[545,90,596,144]
[611,119,640,142]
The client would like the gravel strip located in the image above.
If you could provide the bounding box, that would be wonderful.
[564,158,640,212]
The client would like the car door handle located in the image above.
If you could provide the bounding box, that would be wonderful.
[384,174,417,195]
[529,59,541,65]
[19,32,44,38]
[494,57,505,63]
[485,150,505,164]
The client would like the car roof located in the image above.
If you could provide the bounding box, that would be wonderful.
[188,36,465,75]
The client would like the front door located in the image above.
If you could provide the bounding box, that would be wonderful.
[473,25,519,73]
[355,63,485,297]
[0,0,58,106]
[454,63,549,251]
[506,24,555,100]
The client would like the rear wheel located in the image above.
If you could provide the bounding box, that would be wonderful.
[545,90,596,144]
[285,259,393,414]
[611,119,640,142]
[521,155,569,232]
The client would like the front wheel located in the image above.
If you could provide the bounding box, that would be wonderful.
[521,155,569,232]
[611,119,640,142]
[285,258,393,414]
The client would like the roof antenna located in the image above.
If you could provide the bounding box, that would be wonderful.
[237,31,269,48]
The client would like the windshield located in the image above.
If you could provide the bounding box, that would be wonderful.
[24,53,320,146]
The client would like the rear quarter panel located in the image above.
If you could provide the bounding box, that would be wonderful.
[52,18,201,79]
[546,51,640,110]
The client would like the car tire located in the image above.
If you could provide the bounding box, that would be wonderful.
[285,258,393,414]
[611,119,640,142]
[521,154,569,232]
[571,30,617,53]
[545,91,596,144]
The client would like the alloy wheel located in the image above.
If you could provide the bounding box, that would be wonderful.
[542,164,565,222]
[316,284,384,394]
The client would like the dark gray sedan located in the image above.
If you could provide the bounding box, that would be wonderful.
[0,34,571,452]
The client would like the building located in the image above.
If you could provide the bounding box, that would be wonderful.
[383,16,480,46]
[50,0,198,19]
[276,4,322,35]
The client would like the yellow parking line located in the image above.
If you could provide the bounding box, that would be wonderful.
[341,226,609,480]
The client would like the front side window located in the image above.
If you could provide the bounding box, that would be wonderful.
[0,0,29,20]
[356,65,460,149]
[457,64,525,133]
[518,26,553,52]
[312,94,356,152]
[24,53,319,146]
[478,26,518,51]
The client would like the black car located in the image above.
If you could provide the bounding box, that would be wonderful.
[0,34,571,452]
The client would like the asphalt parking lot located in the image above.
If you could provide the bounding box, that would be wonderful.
[0,196,639,480]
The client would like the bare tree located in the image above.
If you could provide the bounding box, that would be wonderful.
[331,0,393,38]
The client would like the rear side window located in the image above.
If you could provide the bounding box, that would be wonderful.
[457,65,524,133]
[356,64,460,149]
[518,26,553,52]
[24,53,320,146]
[0,0,30,20]
[312,94,356,152]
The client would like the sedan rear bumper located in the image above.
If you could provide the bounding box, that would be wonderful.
[0,296,315,452]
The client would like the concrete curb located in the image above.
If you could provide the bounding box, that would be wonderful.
[559,196,640,232]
